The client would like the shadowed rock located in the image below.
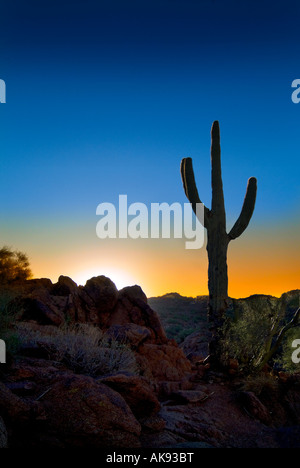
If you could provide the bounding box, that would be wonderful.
[105,323,152,348]
[83,276,119,312]
[98,373,161,419]
[51,275,78,296]
[42,373,141,448]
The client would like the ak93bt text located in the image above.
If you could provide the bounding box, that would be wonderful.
[149,453,194,463]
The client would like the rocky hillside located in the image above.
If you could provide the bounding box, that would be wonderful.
[150,290,300,361]
[0,277,299,448]
[148,293,208,343]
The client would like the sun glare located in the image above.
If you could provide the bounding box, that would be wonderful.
[73,268,138,291]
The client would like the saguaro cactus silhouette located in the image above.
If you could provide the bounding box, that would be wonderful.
[181,121,257,363]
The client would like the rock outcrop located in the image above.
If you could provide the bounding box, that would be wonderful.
[8,276,191,385]
[0,275,195,447]
[13,276,168,342]
[180,328,211,362]
[43,373,142,448]
[1,278,299,448]
[98,373,161,419]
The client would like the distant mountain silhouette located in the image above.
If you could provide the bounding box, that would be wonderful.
[148,290,300,344]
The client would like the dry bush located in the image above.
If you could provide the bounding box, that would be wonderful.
[0,246,32,284]
[220,311,272,372]
[17,323,139,377]
[239,373,280,398]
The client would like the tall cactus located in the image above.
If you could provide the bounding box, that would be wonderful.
[180,121,257,363]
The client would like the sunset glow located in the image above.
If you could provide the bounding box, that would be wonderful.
[0,1,299,301]
[27,222,300,300]
[73,267,139,291]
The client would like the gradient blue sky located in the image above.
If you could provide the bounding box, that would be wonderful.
[0,0,299,297]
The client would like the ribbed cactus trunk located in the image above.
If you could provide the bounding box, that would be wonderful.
[181,121,257,366]
[207,225,229,359]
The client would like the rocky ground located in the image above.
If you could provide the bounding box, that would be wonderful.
[0,276,299,448]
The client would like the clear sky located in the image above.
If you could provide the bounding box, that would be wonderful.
[0,0,299,298]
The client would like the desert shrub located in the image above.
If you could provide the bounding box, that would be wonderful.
[274,327,300,373]
[220,301,300,373]
[0,246,32,284]
[220,310,272,371]
[239,373,280,399]
[17,323,139,377]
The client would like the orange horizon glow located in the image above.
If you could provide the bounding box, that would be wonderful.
[28,224,300,300]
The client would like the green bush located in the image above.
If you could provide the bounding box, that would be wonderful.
[220,309,271,371]
[274,327,300,373]
[220,303,300,373]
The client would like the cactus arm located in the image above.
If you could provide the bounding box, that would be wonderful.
[228,177,257,241]
[180,157,210,227]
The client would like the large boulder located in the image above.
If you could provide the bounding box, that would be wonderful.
[137,343,192,382]
[180,328,211,362]
[0,380,46,447]
[109,286,168,344]
[98,374,161,419]
[83,276,118,312]
[42,373,141,447]
[237,392,272,426]
[51,275,78,296]
[12,275,120,327]
[16,295,65,326]
[119,285,148,304]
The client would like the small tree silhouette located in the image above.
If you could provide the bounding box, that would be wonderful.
[181,121,257,365]
[0,246,32,284]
